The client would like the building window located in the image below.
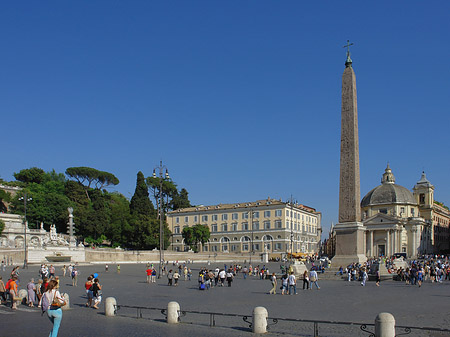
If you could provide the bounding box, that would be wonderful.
[264,221,270,229]
[232,223,238,231]
[275,220,282,228]
[194,215,198,223]
[275,210,282,217]
[232,213,238,220]
[264,210,271,218]
[202,215,208,222]
[411,208,415,217]
[211,224,217,232]
[253,211,259,219]
[242,212,249,219]
[184,216,189,223]
[174,226,180,234]
[379,209,387,214]
[275,243,282,251]
[286,210,290,217]
[253,222,260,230]
[419,193,425,204]
[212,214,218,221]
[231,244,238,252]
[286,221,290,228]
[222,214,228,221]
[175,217,180,224]
[212,245,218,252]
[221,223,228,232]
[253,243,260,251]
[242,222,248,231]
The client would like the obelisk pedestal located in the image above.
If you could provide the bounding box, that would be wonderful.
[332,43,367,267]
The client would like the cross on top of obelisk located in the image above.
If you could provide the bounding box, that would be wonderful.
[343,40,354,67]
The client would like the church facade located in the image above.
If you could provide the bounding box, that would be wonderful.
[360,165,449,258]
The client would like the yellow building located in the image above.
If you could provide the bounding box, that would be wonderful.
[167,197,321,256]
[413,172,450,253]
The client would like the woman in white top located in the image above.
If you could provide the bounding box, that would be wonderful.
[43,279,65,337]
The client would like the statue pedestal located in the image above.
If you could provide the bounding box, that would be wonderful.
[332,222,366,267]
[261,252,268,263]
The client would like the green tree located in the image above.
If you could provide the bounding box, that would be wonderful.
[65,167,119,200]
[182,224,210,252]
[0,219,4,235]
[146,176,178,213]
[0,189,11,213]
[11,171,72,232]
[172,188,192,210]
[130,171,154,216]
[13,167,46,184]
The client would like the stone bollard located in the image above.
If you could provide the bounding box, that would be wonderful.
[167,301,180,324]
[18,289,27,305]
[253,306,268,333]
[375,312,395,337]
[61,293,70,310]
[105,297,117,317]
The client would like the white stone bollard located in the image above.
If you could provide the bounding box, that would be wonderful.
[61,293,70,310]
[375,312,395,337]
[105,297,117,317]
[167,301,180,324]
[253,306,268,333]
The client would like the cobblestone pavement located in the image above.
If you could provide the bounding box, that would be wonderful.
[1,262,450,336]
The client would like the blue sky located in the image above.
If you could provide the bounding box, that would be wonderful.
[2,1,449,237]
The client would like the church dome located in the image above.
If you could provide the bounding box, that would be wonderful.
[361,165,417,207]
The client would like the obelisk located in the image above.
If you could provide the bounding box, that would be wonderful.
[332,41,367,266]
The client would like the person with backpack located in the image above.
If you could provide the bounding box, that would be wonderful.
[71,268,78,287]
[41,279,66,337]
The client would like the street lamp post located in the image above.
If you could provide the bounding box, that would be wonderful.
[250,208,253,266]
[18,192,32,269]
[289,196,295,265]
[153,161,170,279]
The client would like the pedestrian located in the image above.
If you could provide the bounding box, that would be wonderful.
[9,276,19,309]
[288,272,297,295]
[146,267,152,283]
[281,273,288,295]
[167,270,173,286]
[62,265,66,278]
[183,267,188,280]
[219,269,226,286]
[187,268,192,281]
[269,273,277,294]
[303,270,310,290]
[105,264,109,272]
[42,279,66,337]
[71,268,78,287]
[49,265,55,279]
[361,269,368,286]
[36,279,43,302]
[309,269,320,290]
[243,266,248,280]
[0,276,6,304]
[27,278,37,307]
[151,268,157,283]
[117,264,121,274]
[375,269,381,287]
[85,276,94,307]
[91,278,102,309]
[173,270,180,286]
[226,269,234,287]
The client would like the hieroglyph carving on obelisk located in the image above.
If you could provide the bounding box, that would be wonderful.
[338,41,361,223]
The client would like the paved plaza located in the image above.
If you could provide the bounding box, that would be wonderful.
[1,262,450,336]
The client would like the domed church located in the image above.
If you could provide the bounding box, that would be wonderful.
[361,165,437,258]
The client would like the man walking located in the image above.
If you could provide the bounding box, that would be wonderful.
[288,272,297,295]
[309,268,320,290]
